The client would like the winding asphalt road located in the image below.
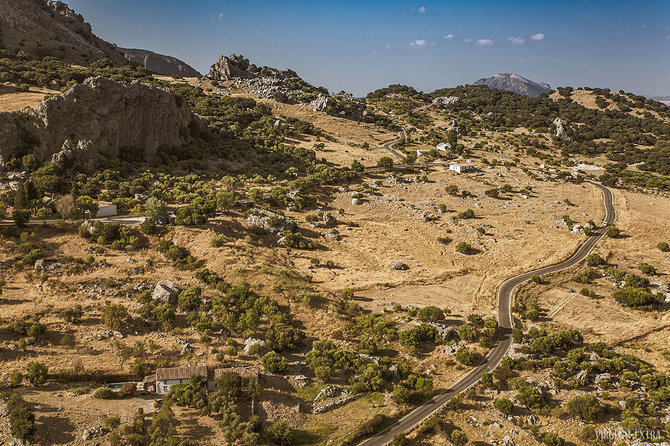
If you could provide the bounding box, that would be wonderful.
[358,180,616,445]
[381,128,408,161]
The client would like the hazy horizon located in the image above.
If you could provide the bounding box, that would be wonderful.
[64,0,670,98]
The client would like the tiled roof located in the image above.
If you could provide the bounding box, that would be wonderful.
[156,365,208,381]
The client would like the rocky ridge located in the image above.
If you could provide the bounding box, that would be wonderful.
[0,76,205,172]
[473,73,552,97]
[209,53,302,99]
[120,48,201,78]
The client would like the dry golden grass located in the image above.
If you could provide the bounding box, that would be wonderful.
[0,85,58,112]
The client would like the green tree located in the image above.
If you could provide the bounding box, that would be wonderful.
[145,197,168,219]
[36,208,49,225]
[150,399,178,442]
[450,429,468,446]
[657,241,670,252]
[14,181,27,210]
[541,432,564,446]
[377,156,394,171]
[417,306,444,322]
[606,225,620,238]
[261,351,288,373]
[637,262,656,276]
[455,347,474,365]
[6,394,35,439]
[455,241,472,254]
[178,286,202,312]
[458,323,477,341]
[101,302,131,330]
[12,209,30,227]
[25,361,48,386]
[75,195,99,219]
[566,394,601,421]
[494,397,514,415]
[481,371,494,388]
[267,420,295,445]
[22,154,39,172]
[9,372,23,387]
[586,253,606,267]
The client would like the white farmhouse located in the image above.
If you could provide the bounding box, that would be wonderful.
[96,201,118,218]
[449,162,476,173]
[436,143,451,152]
[155,365,208,394]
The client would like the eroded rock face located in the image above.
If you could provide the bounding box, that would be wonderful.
[552,118,574,141]
[0,77,204,171]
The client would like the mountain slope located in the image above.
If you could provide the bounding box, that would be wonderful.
[120,48,201,78]
[473,73,552,97]
[0,0,127,65]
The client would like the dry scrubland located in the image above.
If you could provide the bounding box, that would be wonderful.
[1,74,669,445]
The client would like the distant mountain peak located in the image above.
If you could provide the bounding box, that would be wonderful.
[473,73,552,97]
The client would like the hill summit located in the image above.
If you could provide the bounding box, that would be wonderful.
[0,0,127,65]
[473,73,551,97]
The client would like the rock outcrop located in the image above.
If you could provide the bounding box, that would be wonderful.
[552,117,574,141]
[209,54,298,82]
[473,73,551,97]
[0,77,205,171]
[310,93,367,120]
[0,0,127,65]
[432,96,461,106]
[246,209,297,234]
[152,280,179,304]
[120,48,201,78]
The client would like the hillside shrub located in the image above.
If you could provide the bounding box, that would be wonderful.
[261,351,288,373]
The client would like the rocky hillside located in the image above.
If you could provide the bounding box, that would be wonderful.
[0,0,127,65]
[473,73,551,97]
[209,54,373,121]
[120,48,201,78]
[0,77,204,172]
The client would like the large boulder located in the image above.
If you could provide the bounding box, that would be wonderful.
[390,261,409,271]
[152,280,179,304]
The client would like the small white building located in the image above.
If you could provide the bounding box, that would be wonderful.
[155,365,208,395]
[449,162,476,173]
[96,201,117,218]
[436,143,451,152]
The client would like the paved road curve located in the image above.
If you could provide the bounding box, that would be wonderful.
[359,181,616,445]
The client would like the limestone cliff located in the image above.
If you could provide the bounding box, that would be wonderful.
[0,77,205,172]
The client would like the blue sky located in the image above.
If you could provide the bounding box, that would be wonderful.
[65,0,670,97]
